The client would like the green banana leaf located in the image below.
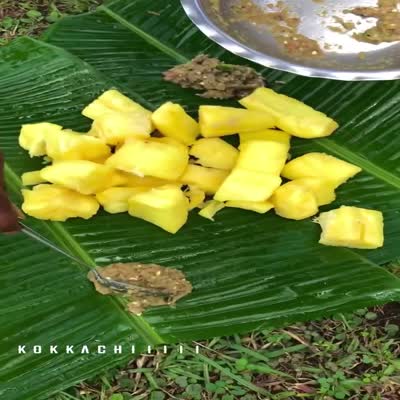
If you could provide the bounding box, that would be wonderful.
[1,0,400,398]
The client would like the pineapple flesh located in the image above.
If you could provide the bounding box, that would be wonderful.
[111,170,168,188]
[214,169,282,202]
[239,129,291,146]
[199,106,276,137]
[226,200,274,214]
[96,187,149,214]
[21,171,46,186]
[152,102,199,145]
[271,181,319,220]
[317,206,384,249]
[19,122,62,157]
[40,160,116,195]
[293,177,336,206]
[282,152,362,187]
[106,137,188,180]
[240,88,338,139]
[128,185,189,234]
[198,200,225,221]
[180,164,229,195]
[189,138,239,170]
[185,186,206,210]
[22,184,99,221]
[45,129,111,161]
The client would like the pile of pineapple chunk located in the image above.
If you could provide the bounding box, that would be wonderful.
[19,88,384,249]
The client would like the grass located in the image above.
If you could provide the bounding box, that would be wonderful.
[2,2,400,399]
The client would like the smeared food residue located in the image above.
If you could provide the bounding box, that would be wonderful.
[163,54,264,99]
[88,263,192,315]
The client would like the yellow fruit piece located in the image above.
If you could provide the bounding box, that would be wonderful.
[240,88,338,139]
[240,129,291,146]
[128,185,189,234]
[21,171,46,186]
[185,186,206,210]
[106,137,188,180]
[96,187,149,214]
[189,138,239,170]
[199,200,225,221]
[19,122,62,157]
[214,169,282,202]
[111,170,169,188]
[40,160,115,195]
[21,184,99,221]
[152,102,199,145]
[91,111,152,145]
[282,152,362,187]
[45,129,111,161]
[293,178,336,206]
[199,106,276,137]
[180,164,229,194]
[317,206,384,249]
[271,181,319,220]
[82,89,151,120]
[237,140,289,175]
[226,200,274,214]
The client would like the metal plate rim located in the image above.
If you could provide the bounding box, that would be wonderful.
[181,0,400,81]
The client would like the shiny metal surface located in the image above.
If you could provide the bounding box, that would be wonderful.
[181,0,400,80]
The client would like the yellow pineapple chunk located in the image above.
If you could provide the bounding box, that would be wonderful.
[106,137,188,180]
[96,187,149,214]
[19,122,62,157]
[214,169,282,202]
[317,206,384,249]
[237,140,289,175]
[82,89,151,120]
[21,184,99,221]
[282,153,362,187]
[185,186,206,210]
[91,111,152,145]
[199,106,276,137]
[198,200,225,221]
[226,200,274,214]
[111,170,169,188]
[180,164,229,194]
[240,88,338,139]
[40,160,115,195]
[152,102,199,145]
[240,129,291,145]
[294,178,336,206]
[271,181,319,220]
[21,171,46,186]
[189,138,239,170]
[45,129,111,161]
[128,185,189,233]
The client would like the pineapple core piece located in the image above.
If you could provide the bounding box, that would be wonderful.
[240,88,338,139]
[152,102,199,145]
[294,178,336,206]
[180,164,229,195]
[189,138,239,170]
[198,200,225,221]
[91,111,152,145]
[128,185,189,234]
[45,129,111,161]
[22,184,99,221]
[40,160,116,195]
[185,186,206,210]
[106,137,188,180]
[282,153,362,187]
[214,169,282,202]
[21,171,46,186]
[317,206,384,249]
[82,89,151,120]
[271,181,319,220]
[96,187,149,214]
[199,106,276,137]
[19,122,62,157]
[239,129,291,145]
[237,140,289,175]
[226,200,274,214]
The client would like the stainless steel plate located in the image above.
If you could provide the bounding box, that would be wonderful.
[181,0,400,80]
